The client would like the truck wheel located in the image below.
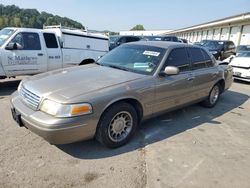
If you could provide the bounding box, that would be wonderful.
[96,102,138,148]
[202,84,220,108]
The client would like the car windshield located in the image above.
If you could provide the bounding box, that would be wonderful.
[142,36,163,41]
[98,44,166,75]
[236,45,250,52]
[0,28,15,47]
[109,36,119,43]
[236,51,250,57]
[202,41,224,49]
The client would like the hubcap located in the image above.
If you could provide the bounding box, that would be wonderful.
[108,111,133,142]
[210,85,219,104]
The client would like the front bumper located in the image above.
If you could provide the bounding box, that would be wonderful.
[10,91,99,144]
[232,67,250,82]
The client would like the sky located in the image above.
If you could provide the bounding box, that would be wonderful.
[1,0,250,31]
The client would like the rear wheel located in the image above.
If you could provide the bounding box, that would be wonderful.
[202,84,220,108]
[96,102,138,148]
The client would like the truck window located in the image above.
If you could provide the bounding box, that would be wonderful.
[43,33,58,48]
[10,32,41,50]
[164,47,190,72]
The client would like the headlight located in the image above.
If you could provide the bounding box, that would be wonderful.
[17,81,23,92]
[40,99,92,117]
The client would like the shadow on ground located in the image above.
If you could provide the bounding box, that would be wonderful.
[233,79,250,85]
[0,79,22,97]
[57,90,249,159]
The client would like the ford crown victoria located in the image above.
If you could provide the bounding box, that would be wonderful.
[11,42,233,148]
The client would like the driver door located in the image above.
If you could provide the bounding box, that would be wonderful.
[153,47,195,114]
[2,32,47,77]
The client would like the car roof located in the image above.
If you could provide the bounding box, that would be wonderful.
[125,41,192,49]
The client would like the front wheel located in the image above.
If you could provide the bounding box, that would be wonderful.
[95,102,138,148]
[202,84,220,108]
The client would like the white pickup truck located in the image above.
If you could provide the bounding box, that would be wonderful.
[0,25,109,79]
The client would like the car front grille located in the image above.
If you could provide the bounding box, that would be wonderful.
[19,86,41,110]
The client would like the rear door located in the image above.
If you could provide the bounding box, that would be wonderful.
[43,33,62,71]
[2,31,47,76]
[154,47,195,114]
[187,47,219,100]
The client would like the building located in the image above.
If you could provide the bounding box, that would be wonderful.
[163,12,250,46]
[119,30,172,36]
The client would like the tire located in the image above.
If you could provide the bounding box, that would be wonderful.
[202,84,220,108]
[95,102,138,148]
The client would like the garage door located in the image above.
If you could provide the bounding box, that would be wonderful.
[240,25,250,45]
[197,31,202,42]
[193,32,198,42]
[213,29,221,40]
[220,28,229,40]
[230,26,241,46]
[202,30,207,40]
[207,30,213,39]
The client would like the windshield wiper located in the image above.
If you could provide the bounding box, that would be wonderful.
[106,64,129,72]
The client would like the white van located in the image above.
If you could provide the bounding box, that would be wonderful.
[0,25,109,79]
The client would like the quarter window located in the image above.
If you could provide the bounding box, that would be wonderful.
[201,48,214,67]
[189,48,207,70]
[164,48,190,72]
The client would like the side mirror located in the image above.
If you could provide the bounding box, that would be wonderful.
[116,41,121,46]
[159,66,179,77]
[5,42,17,50]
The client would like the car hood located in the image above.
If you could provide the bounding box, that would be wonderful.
[230,57,250,68]
[22,64,146,102]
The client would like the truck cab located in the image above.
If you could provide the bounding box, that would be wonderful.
[0,26,109,79]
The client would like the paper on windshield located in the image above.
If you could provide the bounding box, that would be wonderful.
[143,51,160,57]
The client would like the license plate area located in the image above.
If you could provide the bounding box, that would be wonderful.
[233,72,242,76]
[11,108,24,127]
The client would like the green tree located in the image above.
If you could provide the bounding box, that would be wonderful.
[13,17,21,27]
[0,4,85,29]
[130,24,145,31]
[0,16,4,28]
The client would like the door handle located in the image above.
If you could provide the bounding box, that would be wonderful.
[37,53,43,56]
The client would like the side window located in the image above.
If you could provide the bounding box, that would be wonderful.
[201,48,214,67]
[127,37,140,42]
[164,48,190,72]
[163,37,171,41]
[119,37,127,44]
[11,32,41,50]
[188,47,207,70]
[43,33,58,48]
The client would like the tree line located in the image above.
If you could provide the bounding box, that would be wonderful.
[0,4,84,29]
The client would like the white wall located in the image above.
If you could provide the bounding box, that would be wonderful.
[168,23,250,46]
[240,25,250,45]
[119,30,172,36]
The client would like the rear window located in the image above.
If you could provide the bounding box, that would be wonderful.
[201,49,214,67]
[43,33,58,48]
